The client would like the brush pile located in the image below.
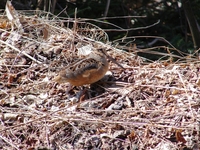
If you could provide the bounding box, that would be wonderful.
[0,2,199,149]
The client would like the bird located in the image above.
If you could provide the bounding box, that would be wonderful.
[53,48,111,86]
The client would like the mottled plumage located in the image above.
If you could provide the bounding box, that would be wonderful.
[53,49,109,86]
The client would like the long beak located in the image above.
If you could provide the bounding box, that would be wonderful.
[101,49,125,69]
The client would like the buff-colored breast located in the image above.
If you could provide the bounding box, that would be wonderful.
[53,50,109,86]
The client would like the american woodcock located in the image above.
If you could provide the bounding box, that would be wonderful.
[53,48,124,86]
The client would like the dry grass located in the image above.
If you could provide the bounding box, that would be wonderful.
[0,9,200,150]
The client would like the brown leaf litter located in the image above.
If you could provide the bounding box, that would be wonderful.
[0,4,200,150]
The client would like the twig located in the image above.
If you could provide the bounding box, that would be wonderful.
[0,134,20,150]
[0,39,42,64]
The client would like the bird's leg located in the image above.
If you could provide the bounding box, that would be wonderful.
[65,84,73,94]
